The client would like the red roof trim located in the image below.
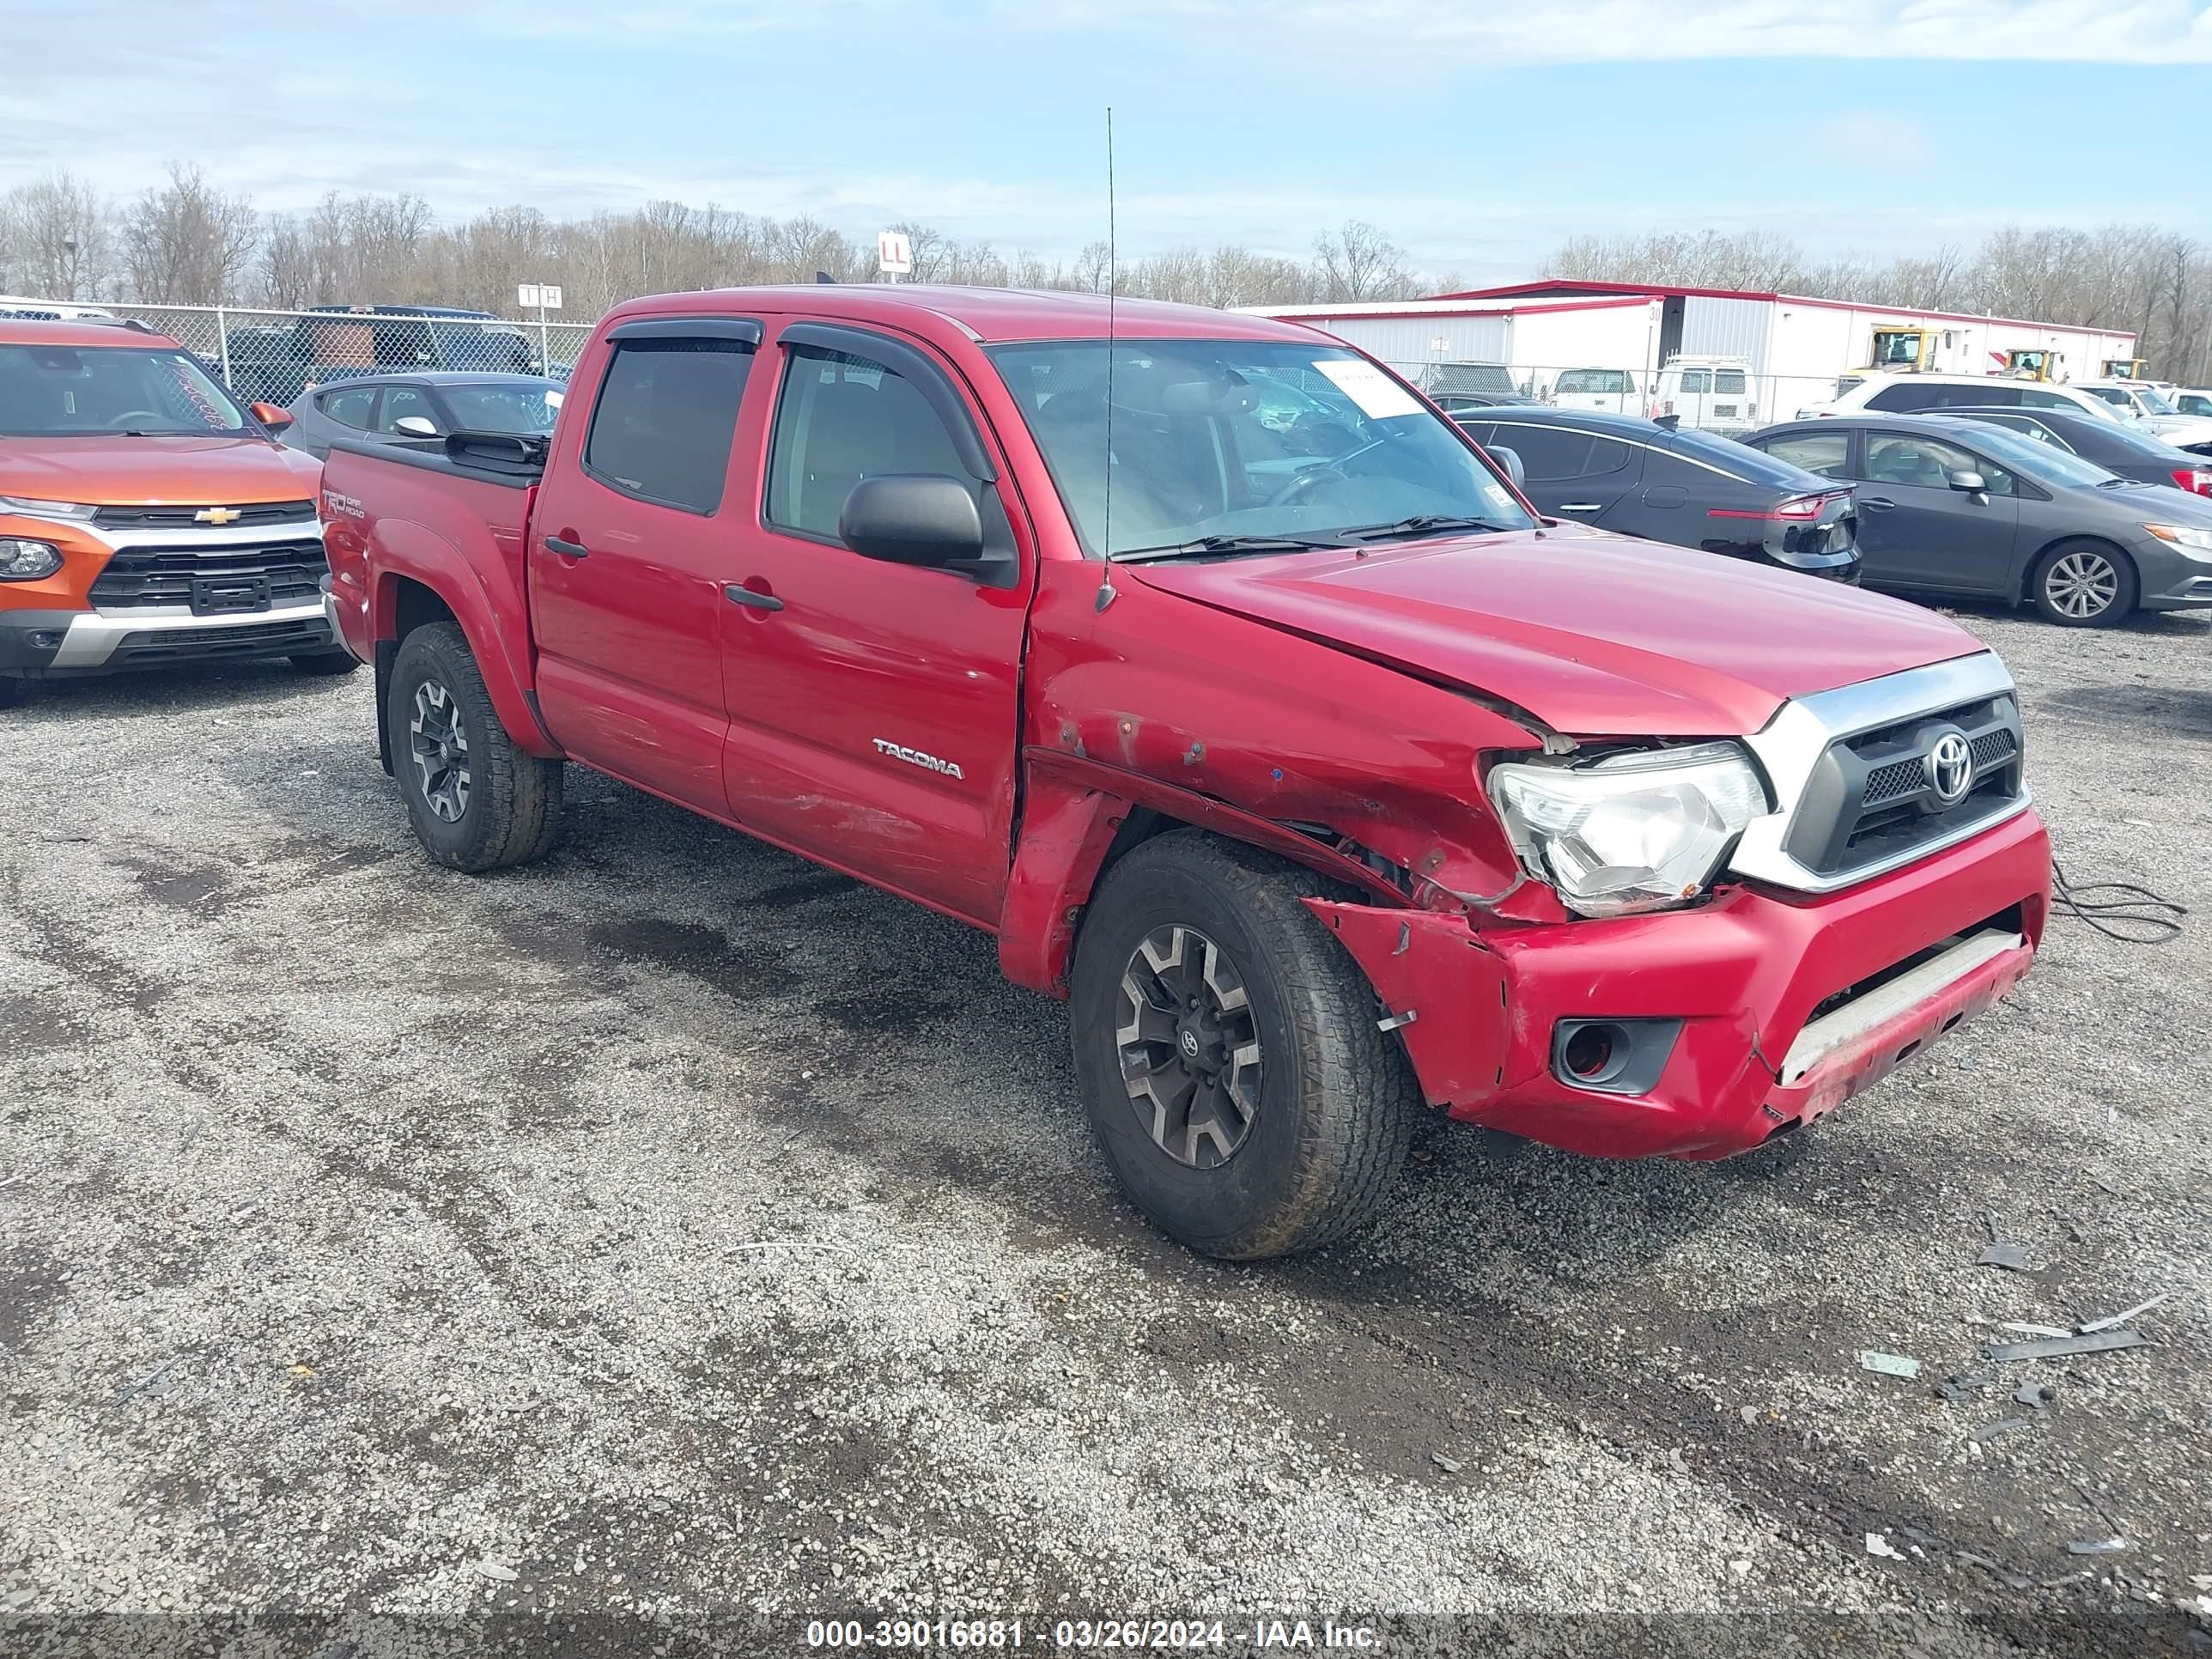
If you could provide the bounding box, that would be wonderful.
[1427,276,2135,342]
[1255,295,1652,324]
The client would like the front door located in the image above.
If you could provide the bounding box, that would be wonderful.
[526,319,760,811]
[1850,428,2021,595]
[716,320,1033,926]
[1480,420,1643,523]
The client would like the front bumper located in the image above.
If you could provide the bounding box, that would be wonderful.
[2134,542,2212,611]
[1311,806,2051,1160]
[0,599,335,678]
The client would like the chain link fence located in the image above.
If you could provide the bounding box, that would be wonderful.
[1386,360,1861,433]
[45,301,596,407]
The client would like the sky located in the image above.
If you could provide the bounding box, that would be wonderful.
[5,0,2209,283]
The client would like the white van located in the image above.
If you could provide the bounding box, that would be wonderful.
[1547,366,1638,415]
[1648,355,1758,435]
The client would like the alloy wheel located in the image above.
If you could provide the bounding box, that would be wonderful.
[407,679,471,823]
[1114,923,1263,1169]
[2045,550,2119,620]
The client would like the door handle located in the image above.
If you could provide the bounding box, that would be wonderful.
[724,583,784,613]
[1557,502,1602,512]
[544,535,589,558]
[1860,496,1897,510]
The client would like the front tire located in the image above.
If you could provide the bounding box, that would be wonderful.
[0,676,27,710]
[1069,831,1420,1261]
[386,621,562,872]
[2031,539,2136,626]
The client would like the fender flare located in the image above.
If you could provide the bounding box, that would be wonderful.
[996,748,1406,996]
[369,540,561,762]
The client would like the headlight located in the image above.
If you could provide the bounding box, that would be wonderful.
[1486,742,1768,918]
[0,538,64,580]
[2144,522,2212,555]
[0,495,99,522]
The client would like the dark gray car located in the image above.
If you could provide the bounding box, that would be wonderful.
[1922,404,2212,496]
[1453,406,1860,580]
[1745,415,2212,626]
[281,372,563,460]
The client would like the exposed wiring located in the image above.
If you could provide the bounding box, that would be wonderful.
[2051,856,2185,945]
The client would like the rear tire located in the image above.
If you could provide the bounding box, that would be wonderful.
[2030,539,2136,627]
[289,647,361,677]
[386,621,562,872]
[1069,830,1419,1261]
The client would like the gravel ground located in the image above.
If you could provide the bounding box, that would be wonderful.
[3,603,2209,1658]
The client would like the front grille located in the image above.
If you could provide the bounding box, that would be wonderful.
[91,501,315,529]
[1783,693,2027,880]
[90,540,328,612]
[111,620,329,664]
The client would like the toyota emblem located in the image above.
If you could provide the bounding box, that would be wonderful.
[1924,731,1973,805]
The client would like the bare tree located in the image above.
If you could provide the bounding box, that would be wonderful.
[1314,221,1410,302]
[120,163,258,302]
[1,172,112,299]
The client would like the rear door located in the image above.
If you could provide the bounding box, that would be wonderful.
[526,316,762,811]
[1481,421,1641,521]
[714,319,1033,926]
[1850,427,2021,594]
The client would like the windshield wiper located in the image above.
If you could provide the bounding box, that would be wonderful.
[2094,476,2148,489]
[1112,532,1350,562]
[1340,514,1516,542]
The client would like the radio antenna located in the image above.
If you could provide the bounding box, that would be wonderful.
[1095,105,1119,613]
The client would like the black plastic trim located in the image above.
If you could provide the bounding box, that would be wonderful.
[775,322,997,483]
[1551,1018,1682,1097]
[0,609,78,672]
[605,316,763,347]
[328,434,538,488]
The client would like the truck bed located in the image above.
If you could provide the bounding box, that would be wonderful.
[319,434,547,747]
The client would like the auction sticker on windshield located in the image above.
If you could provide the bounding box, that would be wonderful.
[1313,357,1423,420]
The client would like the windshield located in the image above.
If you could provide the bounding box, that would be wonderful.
[0,343,253,436]
[440,380,563,434]
[2130,386,2179,415]
[988,339,1534,557]
[1962,422,2123,488]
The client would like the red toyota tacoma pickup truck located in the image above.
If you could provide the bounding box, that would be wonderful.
[320,286,2051,1259]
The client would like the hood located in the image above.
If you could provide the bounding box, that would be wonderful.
[1127,525,1984,738]
[0,434,320,506]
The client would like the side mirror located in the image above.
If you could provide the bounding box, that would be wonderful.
[251,402,295,431]
[1489,445,1527,491]
[393,415,440,438]
[839,474,984,569]
[1948,469,1988,494]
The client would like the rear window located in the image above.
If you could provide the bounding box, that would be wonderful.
[1677,369,1712,394]
[583,339,752,513]
[1714,368,1747,395]
[1668,427,1814,486]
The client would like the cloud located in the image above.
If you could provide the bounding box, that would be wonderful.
[1008,0,2211,63]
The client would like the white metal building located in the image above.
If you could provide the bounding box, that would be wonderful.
[1242,280,2141,420]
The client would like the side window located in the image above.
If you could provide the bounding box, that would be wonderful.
[1865,433,2014,495]
[1584,438,1633,475]
[766,343,971,540]
[1678,369,1712,394]
[1762,432,1850,479]
[1486,424,1593,481]
[2018,388,2071,410]
[1453,420,1498,447]
[582,338,754,514]
[319,385,378,429]
[373,385,438,434]
[2081,386,2129,409]
[1714,368,1747,395]
[1866,380,1940,411]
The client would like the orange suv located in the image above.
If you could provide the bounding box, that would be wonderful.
[0,319,353,708]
